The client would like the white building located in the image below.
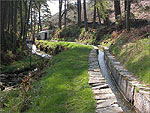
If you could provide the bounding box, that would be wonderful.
[37,30,50,40]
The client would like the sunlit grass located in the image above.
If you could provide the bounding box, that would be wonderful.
[110,38,150,84]
[27,42,95,113]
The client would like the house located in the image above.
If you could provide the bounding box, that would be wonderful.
[37,30,50,40]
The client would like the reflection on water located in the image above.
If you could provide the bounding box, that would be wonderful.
[98,50,136,113]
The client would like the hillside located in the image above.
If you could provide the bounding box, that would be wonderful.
[50,0,150,27]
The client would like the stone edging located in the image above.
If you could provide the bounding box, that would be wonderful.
[88,48,123,113]
[104,47,150,113]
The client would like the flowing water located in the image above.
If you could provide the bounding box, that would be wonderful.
[98,50,136,113]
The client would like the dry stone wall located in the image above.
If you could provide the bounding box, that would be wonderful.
[104,47,150,113]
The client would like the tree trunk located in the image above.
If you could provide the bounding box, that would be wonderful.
[1,1,7,52]
[22,0,31,51]
[126,0,131,32]
[33,9,36,42]
[125,0,127,11]
[39,4,42,31]
[77,0,81,26]
[20,0,23,39]
[93,0,96,28]
[8,2,11,32]
[5,2,9,31]
[31,0,33,40]
[114,0,121,20]
[10,1,14,44]
[64,0,67,27]
[83,0,88,31]
[59,0,63,29]
[13,1,18,54]
[97,8,101,25]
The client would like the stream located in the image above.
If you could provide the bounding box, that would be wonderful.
[98,50,136,113]
[0,43,52,91]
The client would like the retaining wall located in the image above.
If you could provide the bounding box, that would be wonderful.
[104,47,150,113]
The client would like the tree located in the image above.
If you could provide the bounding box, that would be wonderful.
[20,0,23,40]
[59,0,63,29]
[64,0,67,27]
[96,0,109,24]
[41,3,51,27]
[93,0,96,28]
[13,1,18,54]
[114,0,121,21]
[97,7,101,25]
[83,0,88,31]
[125,0,127,11]
[39,3,42,31]
[126,0,131,32]
[77,0,82,26]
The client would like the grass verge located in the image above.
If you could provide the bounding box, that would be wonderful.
[1,41,96,113]
[110,35,150,84]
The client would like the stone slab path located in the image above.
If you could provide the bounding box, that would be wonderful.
[88,49,123,113]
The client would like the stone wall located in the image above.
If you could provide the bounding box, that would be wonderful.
[104,47,150,113]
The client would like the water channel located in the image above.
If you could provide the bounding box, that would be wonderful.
[98,50,136,113]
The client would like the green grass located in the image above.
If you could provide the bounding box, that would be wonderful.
[1,55,42,74]
[110,37,150,84]
[1,42,96,113]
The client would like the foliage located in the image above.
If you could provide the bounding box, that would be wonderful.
[96,0,109,20]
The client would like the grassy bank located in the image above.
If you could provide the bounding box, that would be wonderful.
[100,26,150,84]
[110,37,150,84]
[1,41,95,113]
